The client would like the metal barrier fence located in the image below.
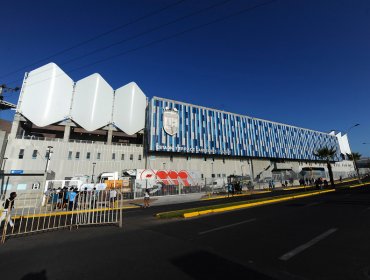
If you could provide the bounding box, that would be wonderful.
[0,189,123,244]
[133,177,230,198]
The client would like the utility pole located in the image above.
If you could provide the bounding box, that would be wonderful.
[45,146,53,173]
[0,84,20,110]
[91,162,96,183]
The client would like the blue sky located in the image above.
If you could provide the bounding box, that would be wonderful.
[0,0,369,156]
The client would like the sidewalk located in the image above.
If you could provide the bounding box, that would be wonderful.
[129,192,205,207]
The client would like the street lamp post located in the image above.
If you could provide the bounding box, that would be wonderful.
[91,162,96,183]
[45,146,53,173]
[1,157,8,171]
[345,124,360,182]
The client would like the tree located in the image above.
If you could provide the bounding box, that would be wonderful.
[347,152,361,181]
[314,146,337,188]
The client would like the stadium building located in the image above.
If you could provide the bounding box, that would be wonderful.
[0,63,355,191]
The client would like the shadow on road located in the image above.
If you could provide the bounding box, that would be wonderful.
[171,250,275,280]
[20,269,47,280]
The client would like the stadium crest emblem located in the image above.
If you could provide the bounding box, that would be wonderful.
[163,108,179,136]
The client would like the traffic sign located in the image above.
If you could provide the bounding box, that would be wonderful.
[10,170,24,174]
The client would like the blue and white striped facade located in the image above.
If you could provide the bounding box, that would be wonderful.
[149,97,340,161]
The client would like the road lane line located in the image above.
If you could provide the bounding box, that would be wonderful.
[279,228,338,261]
[198,218,256,235]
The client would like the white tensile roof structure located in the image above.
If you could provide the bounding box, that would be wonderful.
[17,63,147,135]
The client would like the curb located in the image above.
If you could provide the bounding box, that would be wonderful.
[182,189,334,218]
[157,181,370,219]
[201,190,272,201]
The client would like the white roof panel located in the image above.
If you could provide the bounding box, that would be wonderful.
[19,63,73,127]
[113,82,146,135]
[71,73,113,131]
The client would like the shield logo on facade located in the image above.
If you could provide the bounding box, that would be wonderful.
[163,109,179,136]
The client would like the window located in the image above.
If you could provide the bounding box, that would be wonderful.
[112,153,116,160]
[138,155,142,161]
[32,150,38,159]
[222,174,226,177]
[186,156,191,161]
[170,155,173,162]
[86,152,91,160]
[212,174,215,178]
[121,154,125,160]
[18,149,24,159]
[75,152,80,159]
[130,154,133,160]
[212,158,214,162]
[204,157,207,161]
[217,174,221,178]
[223,158,225,164]
[68,151,72,160]
[97,153,101,160]
[201,174,204,179]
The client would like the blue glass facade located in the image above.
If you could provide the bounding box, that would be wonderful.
[148,97,340,161]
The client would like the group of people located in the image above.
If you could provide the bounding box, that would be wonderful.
[298,177,329,189]
[45,187,118,211]
[298,178,317,186]
[226,181,243,197]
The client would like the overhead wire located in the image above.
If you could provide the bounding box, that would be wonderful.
[7,0,277,89]
[59,0,234,67]
[4,0,235,86]
[0,0,188,80]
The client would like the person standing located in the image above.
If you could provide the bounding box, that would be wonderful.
[0,192,17,228]
[67,187,77,211]
[143,189,150,208]
[109,189,117,208]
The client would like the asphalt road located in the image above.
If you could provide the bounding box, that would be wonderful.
[1,181,370,280]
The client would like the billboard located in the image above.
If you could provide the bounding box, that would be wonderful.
[135,169,202,189]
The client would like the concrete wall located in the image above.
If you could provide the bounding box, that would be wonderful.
[3,136,144,180]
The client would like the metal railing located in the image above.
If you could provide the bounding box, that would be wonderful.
[15,135,143,147]
[1,189,123,244]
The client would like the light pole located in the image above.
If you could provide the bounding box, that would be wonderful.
[1,157,8,171]
[91,162,96,183]
[45,146,53,173]
[345,124,360,182]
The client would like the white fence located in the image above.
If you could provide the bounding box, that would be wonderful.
[1,189,123,244]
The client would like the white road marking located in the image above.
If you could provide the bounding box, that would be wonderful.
[198,218,256,235]
[279,228,338,261]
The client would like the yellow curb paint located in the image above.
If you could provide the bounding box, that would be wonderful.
[283,186,310,191]
[183,212,199,218]
[349,182,370,189]
[183,189,335,219]
[198,210,213,215]
[201,190,272,201]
